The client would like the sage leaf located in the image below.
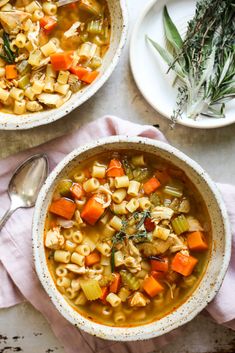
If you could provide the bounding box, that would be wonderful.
[163,6,183,52]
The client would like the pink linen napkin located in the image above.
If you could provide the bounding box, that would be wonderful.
[0,115,234,353]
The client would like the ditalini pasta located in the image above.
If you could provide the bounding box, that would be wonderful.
[0,0,110,115]
[45,151,211,327]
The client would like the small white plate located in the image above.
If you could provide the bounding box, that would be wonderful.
[130,0,235,129]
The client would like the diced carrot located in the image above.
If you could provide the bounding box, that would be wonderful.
[70,66,89,80]
[50,51,74,71]
[106,159,125,177]
[5,65,17,79]
[187,231,208,251]
[144,217,155,232]
[82,70,99,84]
[143,177,161,195]
[155,169,170,185]
[81,196,105,225]
[40,16,57,32]
[151,271,166,280]
[151,257,169,272]
[100,286,109,304]
[171,252,198,276]
[143,276,164,297]
[85,251,101,266]
[49,197,76,220]
[109,273,121,294]
[70,183,84,200]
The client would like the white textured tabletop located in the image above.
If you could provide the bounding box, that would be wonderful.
[0,1,235,352]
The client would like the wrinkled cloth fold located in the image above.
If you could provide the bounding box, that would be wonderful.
[0,116,234,353]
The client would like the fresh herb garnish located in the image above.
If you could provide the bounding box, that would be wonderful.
[134,210,151,229]
[111,247,115,272]
[147,1,235,121]
[1,32,16,64]
[129,230,151,243]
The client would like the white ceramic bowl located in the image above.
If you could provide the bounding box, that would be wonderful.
[33,136,231,341]
[0,1,128,130]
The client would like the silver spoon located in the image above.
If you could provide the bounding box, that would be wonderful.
[0,154,49,231]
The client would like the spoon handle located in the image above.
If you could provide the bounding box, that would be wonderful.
[0,206,16,232]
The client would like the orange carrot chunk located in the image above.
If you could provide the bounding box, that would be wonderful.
[5,65,17,79]
[143,276,164,297]
[50,52,74,71]
[40,16,57,31]
[151,257,169,272]
[187,231,208,251]
[85,251,101,267]
[143,177,161,195]
[82,70,99,84]
[70,66,89,80]
[81,196,104,225]
[171,252,198,276]
[100,286,109,304]
[49,197,76,220]
[70,183,84,200]
[109,273,121,294]
[106,159,125,177]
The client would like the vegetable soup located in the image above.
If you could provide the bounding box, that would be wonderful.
[0,0,110,114]
[44,151,211,327]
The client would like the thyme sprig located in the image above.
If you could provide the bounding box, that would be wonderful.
[147,0,235,121]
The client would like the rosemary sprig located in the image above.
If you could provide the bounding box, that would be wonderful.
[0,32,16,64]
[147,0,235,121]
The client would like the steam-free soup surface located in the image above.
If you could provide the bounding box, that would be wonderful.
[45,151,211,327]
[0,0,110,114]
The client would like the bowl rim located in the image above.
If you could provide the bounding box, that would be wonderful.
[0,0,128,130]
[129,0,235,129]
[32,136,231,340]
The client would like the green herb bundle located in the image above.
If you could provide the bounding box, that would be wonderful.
[147,0,235,121]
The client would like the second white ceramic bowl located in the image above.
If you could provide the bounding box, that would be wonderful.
[0,0,128,130]
[33,136,231,341]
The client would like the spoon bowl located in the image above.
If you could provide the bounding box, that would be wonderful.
[0,154,49,231]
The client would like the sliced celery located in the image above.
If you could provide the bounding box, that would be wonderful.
[18,74,30,89]
[120,270,140,290]
[87,20,103,34]
[56,179,73,196]
[80,279,102,300]
[163,185,183,198]
[150,192,161,206]
[17,60,31,75]
[171,214,189,235]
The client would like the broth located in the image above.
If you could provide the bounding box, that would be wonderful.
[45,151,211,327]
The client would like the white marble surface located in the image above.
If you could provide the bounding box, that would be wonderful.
[0,0,235,352]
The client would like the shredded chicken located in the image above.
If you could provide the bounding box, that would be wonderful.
[138,237,174,256]
[0,10,31,34]
[151,206,174,224]
[94,184,112,208]
[178,198,190,213]
[63,21,81,38]
[45,227,64,250]
[169,233,187,253]
[187,216,204,232]
[129,292,150,307]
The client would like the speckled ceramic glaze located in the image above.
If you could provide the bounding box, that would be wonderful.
[33,136,231,341]
[0,1,128,130]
